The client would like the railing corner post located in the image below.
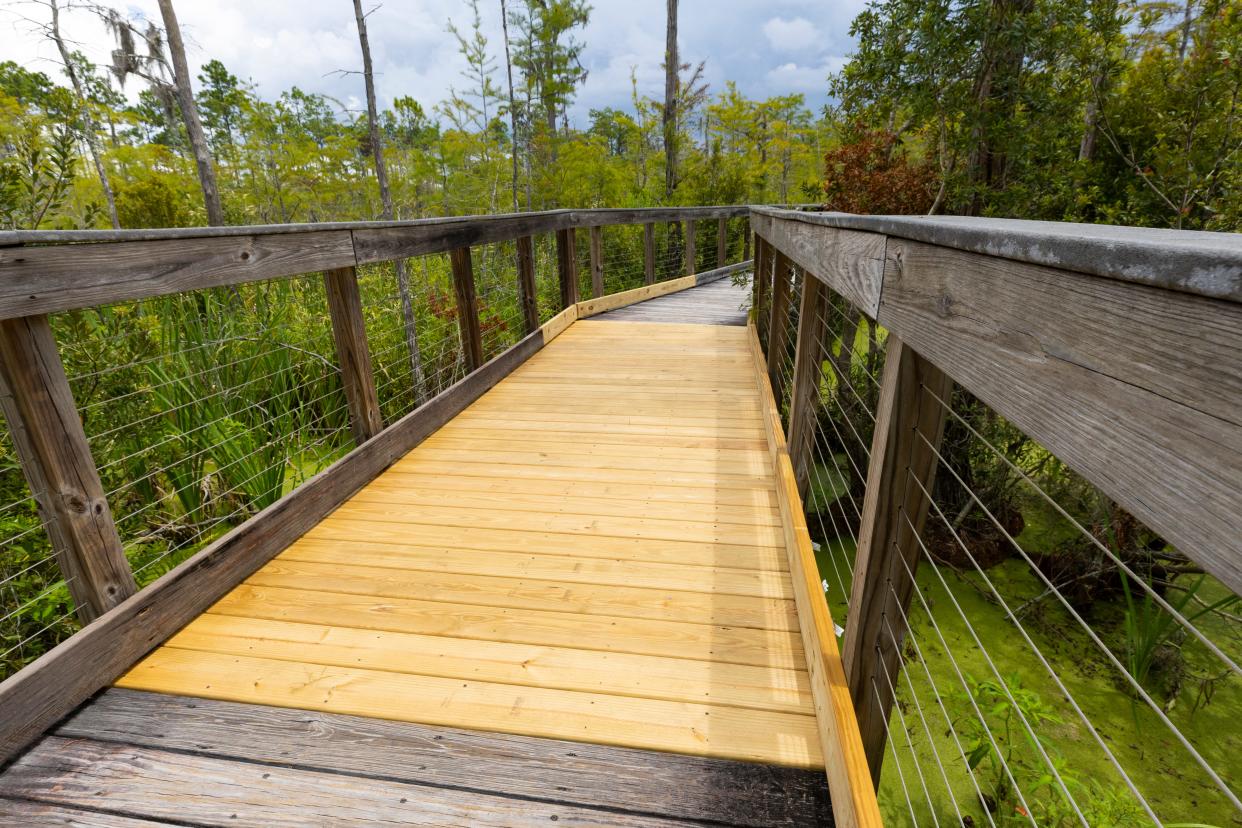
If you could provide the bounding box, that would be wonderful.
[643,223,656,285]
[449,246,484,371]
[556,228,580,308]
[589,225,605,299]
[516,235,538,334]
[685,219,697,276]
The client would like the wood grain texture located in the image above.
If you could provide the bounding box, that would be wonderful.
[747,322,882,828]
[0,799,175,827]
[877,239,1242,595]
[51,689,833,827]
[323,266,383,445]
[539,303,578,343]
[556,228,580,308]
[751,214,885,318]
[575,275,695,318]
[516,235,538,334]
[0,330,544,766]
[589,225,604,298]
[840,335,953,785]
[786,276,829,496]
[0,231,355,320]
[0,315,134,623]
[449,246,484,371]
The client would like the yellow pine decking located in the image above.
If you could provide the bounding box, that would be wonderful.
[117,319,822,770]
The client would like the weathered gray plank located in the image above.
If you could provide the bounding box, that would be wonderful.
[877,239,1242,596]
[718,217,729,267]
[323,267,384,446]
[0,799,178,827]
[765,251,794,401]
[749,206,1242,304]
[589,226,604,298]
[643,223,656,285]
[54,689,832,828]
[0,231,355,320]
[0,315,135,622]
[0,736,707,828]
[786,277,829,496]
[840,334,952,785]
[751,214,884,318]
[557,228,580,308]
[0,331,545,766]
[596,277,751,327]
[685,220,696,276]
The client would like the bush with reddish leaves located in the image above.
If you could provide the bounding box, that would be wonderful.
[822,129,938,215]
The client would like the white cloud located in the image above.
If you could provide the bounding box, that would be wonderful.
[765,56,848,95]
[762,17,821,52]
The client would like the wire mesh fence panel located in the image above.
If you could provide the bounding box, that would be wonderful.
[777,275,1242,827]
[533,234,563,324]
[654,221,686,283]
[0,423,70,682]
[472,240,530,361]
[358,255,465,424]
[598,224,647,295]
[56,277,355,593]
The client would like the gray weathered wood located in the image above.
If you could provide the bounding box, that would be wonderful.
[0,331,545,767]
[556,228,580,308]
[751,213,885,318]
[596,277,752,327]
[0,315,134,623]
[643,223,656,285]
[765,251,794,402]
[743,222,751,261]
[449,246,484,371]
[589,225,604,298]
[0,231,355,321]
[718,217,728,267]
[0,799,175,827]
[51,689,832,828]
[693,260,752,286]
[323,267,383,446]
[840,333,953,786]
[0,736,711,828]
[685,220,697,276]
[516,235,538,334]
[787,276,829,495]
[877,239,1242,596]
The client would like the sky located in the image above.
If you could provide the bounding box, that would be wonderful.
[1,0,868,122]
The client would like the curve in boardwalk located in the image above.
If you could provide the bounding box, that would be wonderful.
[115,317,820,770]
[595,274,752,326]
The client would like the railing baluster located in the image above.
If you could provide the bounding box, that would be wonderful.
[842,334,953,785]
[765,250,793,401]
[786,275,830,497]
[752,235,769,327]
[323,266,383,445]
[717,217,727,268]
[556,228,579,308]
[516,235,538,334]
[0,314,135,623]
[589,226,604,299]
[642,223,655,285]
[685,220,697,276]
[449,246,484,371]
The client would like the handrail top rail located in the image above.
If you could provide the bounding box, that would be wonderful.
[752,206,1242,304]
[0,205,751,248]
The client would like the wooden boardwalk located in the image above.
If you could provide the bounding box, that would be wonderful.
[113,318,817,768]
[597,274,751,325]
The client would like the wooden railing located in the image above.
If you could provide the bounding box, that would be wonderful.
[751,207,1242,824]
[0,206,749,766]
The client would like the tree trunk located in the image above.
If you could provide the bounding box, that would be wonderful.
[500,0,520,213]
[663,0,679,199]
[352,0,427,403]
[155,0,224,226]
[49,0,120,229]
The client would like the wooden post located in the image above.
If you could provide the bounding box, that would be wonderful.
[589,226,604,298]
[743,221,751,261]
[556,228,579,308]
[842,335,953,786]
[786,276,830,496]
[752,235,769,317]
[765,250,793,402]
[643,223,656,285]
[717,217,728,267]
[0,315,135,623]
[516,235,538,334]
[685,220,697,276]
[449,246,484,371]
[323,266,383,446]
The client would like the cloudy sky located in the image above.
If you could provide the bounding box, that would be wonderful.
[2,0,867,121]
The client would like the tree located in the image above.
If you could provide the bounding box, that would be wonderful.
[42,0,120,228]
[500,0,522,211]
[507,0,590,143]
[351,0,428,401]
[154,0,224,225]
[659,0,707,199]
